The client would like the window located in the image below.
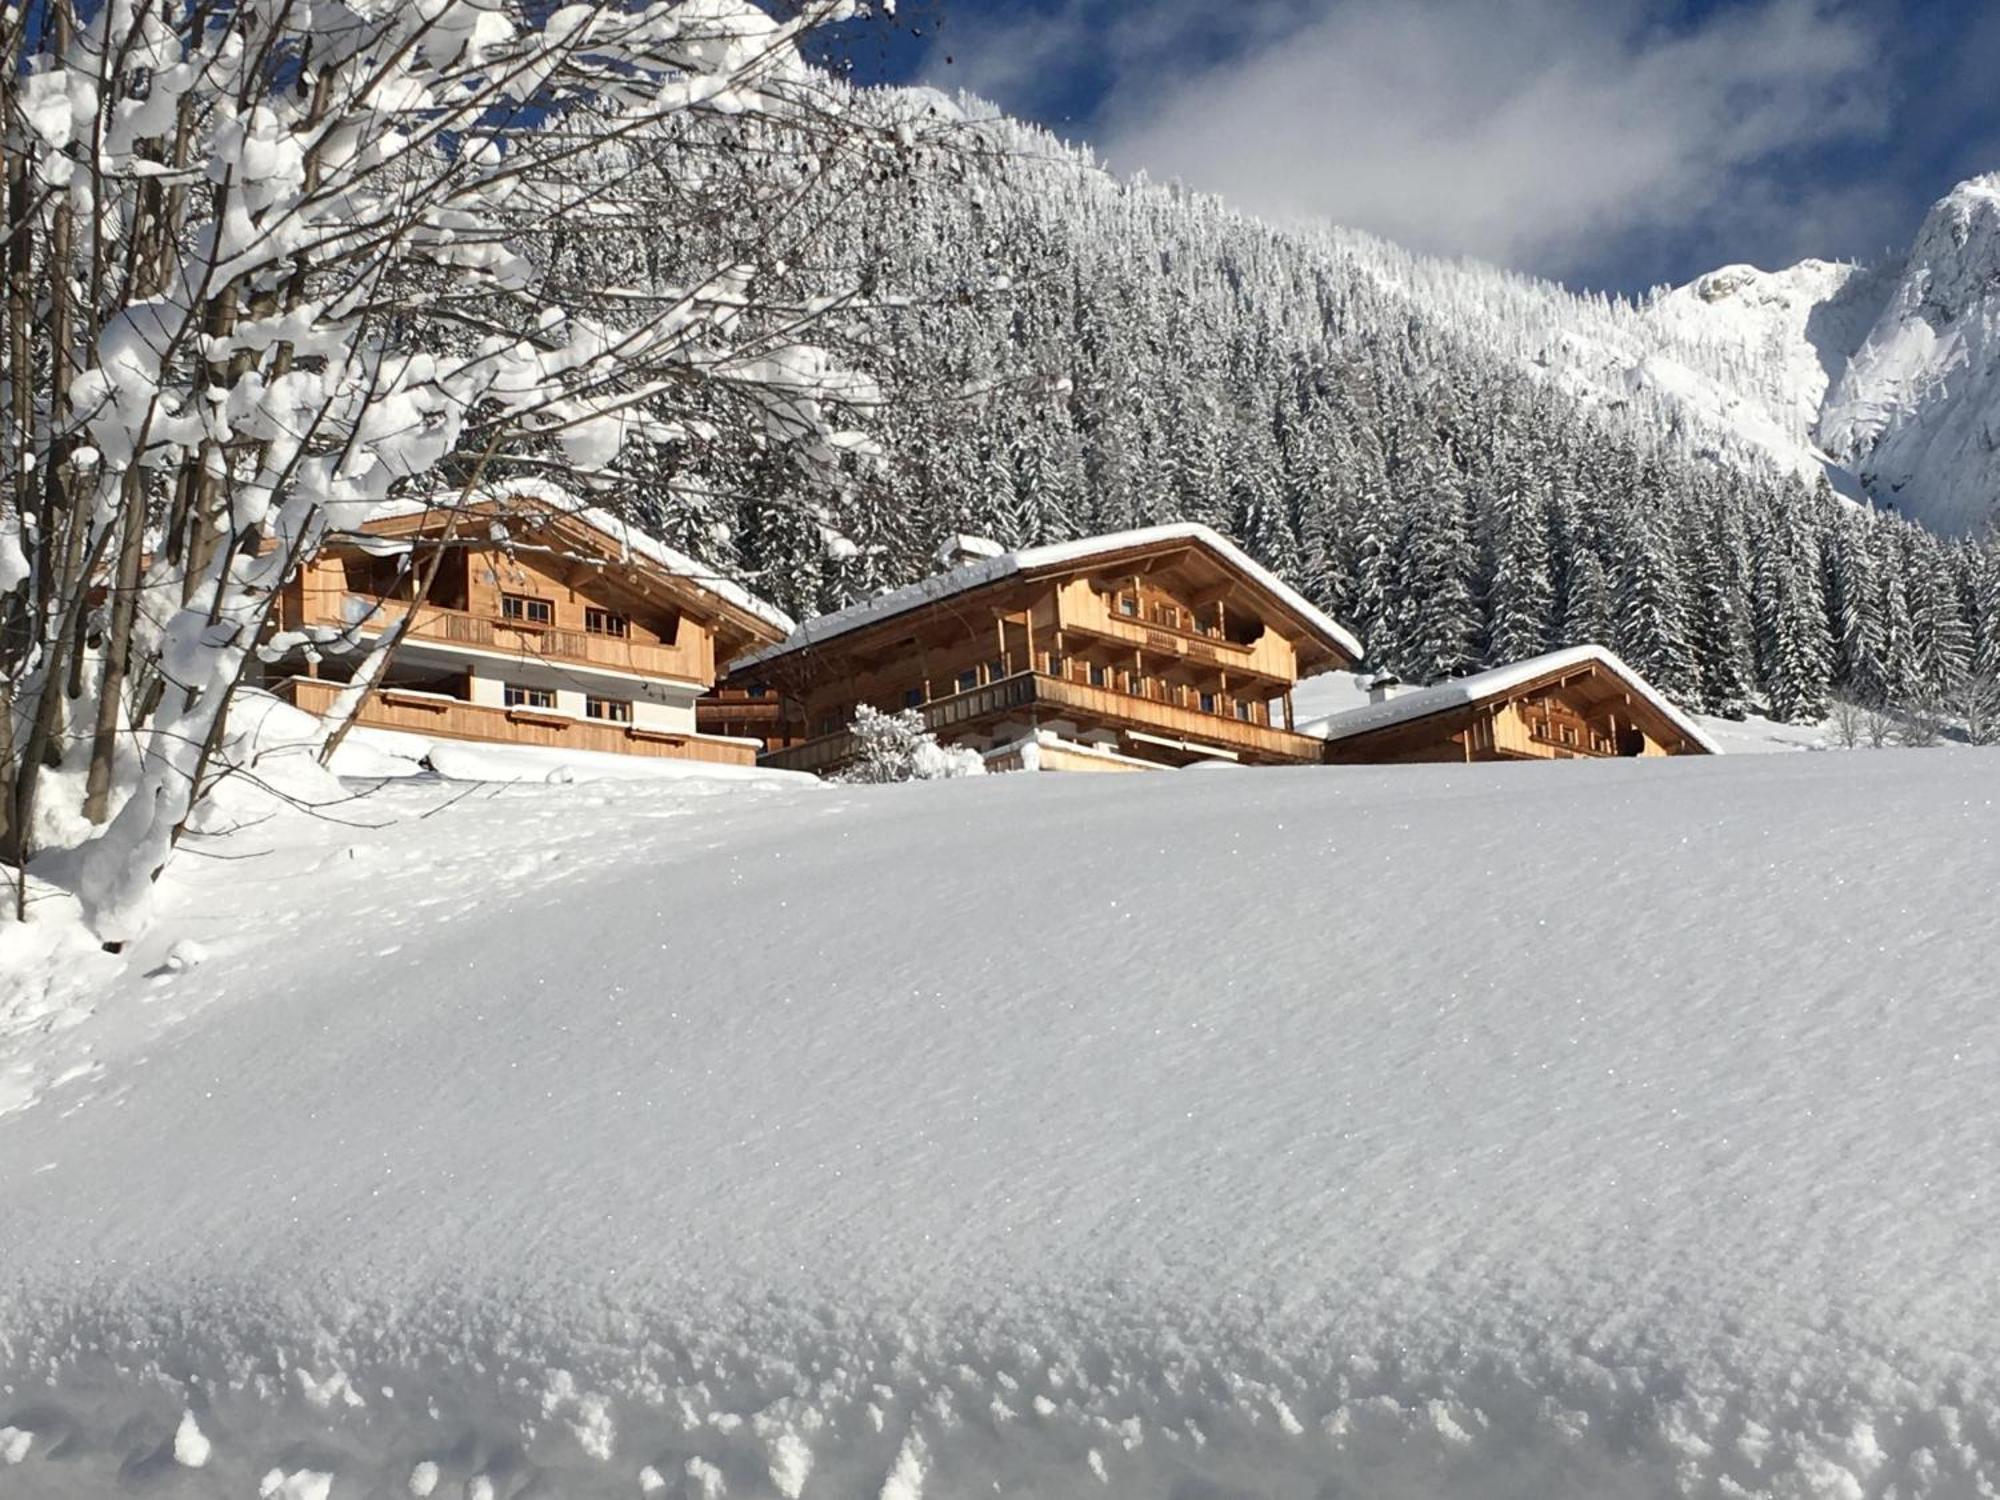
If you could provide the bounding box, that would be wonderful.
[502,594,553,626]
[1089,663,1108,687]
[747,683,768,699]
[1200,691,1217,714]
[585,696,631,723]
[1234,701,1254,722]
[1045,653,1065,678]
[1118,594,1139,617]
[903,687,924,708]
[343,553,411,600]
[584,607,629,638]
[956,669,979,694]
[504,684,557,710]
[989,658,1007,682]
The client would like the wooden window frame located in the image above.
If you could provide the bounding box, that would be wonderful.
[502,594,554,628]
[504,683,557,710]
[583,606,629,639]
[585,696,633,723]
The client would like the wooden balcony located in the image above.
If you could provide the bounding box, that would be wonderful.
[1054,580,1299,687]
[299,593,710,684]
[280,678,756,766]
[761,671,1324,775]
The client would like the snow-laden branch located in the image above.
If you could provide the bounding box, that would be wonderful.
[0,0,917,939]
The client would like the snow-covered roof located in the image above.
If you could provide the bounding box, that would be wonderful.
[734,523,1363,671]
[1305,644,1723,754]
[368,481,796,638]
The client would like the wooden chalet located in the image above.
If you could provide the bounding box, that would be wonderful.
[1312,647,1721,764]
[269,493,792,767]
[723,527,1364,774]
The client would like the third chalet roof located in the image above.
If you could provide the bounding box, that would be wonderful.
[1304,645,1725,754]
[731,523,1366,672]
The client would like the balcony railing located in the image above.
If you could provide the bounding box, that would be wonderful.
[298,592,706,683]
[761,672,1323,774]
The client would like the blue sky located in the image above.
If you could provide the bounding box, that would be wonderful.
[842,0,1998,294]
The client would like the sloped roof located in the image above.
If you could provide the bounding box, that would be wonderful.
[732,523,1364,672]
[363,481,795,638]
[1305,645,1723,755]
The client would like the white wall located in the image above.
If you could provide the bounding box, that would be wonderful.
[433,651,696,731]
[632,687,697,733]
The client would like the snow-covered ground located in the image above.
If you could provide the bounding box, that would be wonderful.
[4,747,1999,1498]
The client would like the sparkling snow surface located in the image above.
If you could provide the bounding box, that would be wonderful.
[4,755,2000,1497]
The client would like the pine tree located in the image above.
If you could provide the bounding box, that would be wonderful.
[1757,533,1833,723]
[1384,471,1478,683]
[1687,527,1751,718]
[1824,513,1888,704]
[1610,504,1698,702]
[1484,479,1554,664]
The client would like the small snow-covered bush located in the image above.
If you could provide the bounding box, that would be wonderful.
[837,706,985,784]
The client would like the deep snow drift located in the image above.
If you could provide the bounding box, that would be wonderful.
[3,751,1999,1498]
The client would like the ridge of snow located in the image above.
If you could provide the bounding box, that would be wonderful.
[732,522,1364,671]
[1303,645,1724,754]
[1654,258,1895,439]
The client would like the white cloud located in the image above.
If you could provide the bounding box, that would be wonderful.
[938,0,1895,284]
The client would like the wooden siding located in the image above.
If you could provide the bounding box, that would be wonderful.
[282,679,755,766]
[761,671,1323,775]
[1321,665,1699,765]
[695,688,799,748]
[731,533,1357,775]
[292,583,715,684]
[1052,577,1299,687]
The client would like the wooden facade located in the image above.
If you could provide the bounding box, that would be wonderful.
[726,527,1363,773]
[1316,650,1719,765]
[268,498,789,766]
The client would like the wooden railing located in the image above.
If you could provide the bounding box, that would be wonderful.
[299,592,708,683]
[280,678,755,766]
[761,672,1322,774]
[1064,608,1258,666]
[1029,673,1322,760]
[1056,584,1299,686]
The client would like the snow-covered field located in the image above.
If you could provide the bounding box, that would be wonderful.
[4,748,1999,1498]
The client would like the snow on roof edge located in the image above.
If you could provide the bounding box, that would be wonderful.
[368,483,796,638]
[731,523,1363,672]
[1305,645,1724,755]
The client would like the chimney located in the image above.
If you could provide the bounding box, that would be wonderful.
[1366,670,1406,705]
[933,534,1007,572]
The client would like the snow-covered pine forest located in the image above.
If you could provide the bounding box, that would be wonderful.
[552,91,1997,730]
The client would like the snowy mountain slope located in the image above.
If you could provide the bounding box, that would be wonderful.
[6,750,2000,1497]
[1296,220,1883,487]
[1282,169,2000,531]
[1822,174,2000,537]
[1657,259,1896,434]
